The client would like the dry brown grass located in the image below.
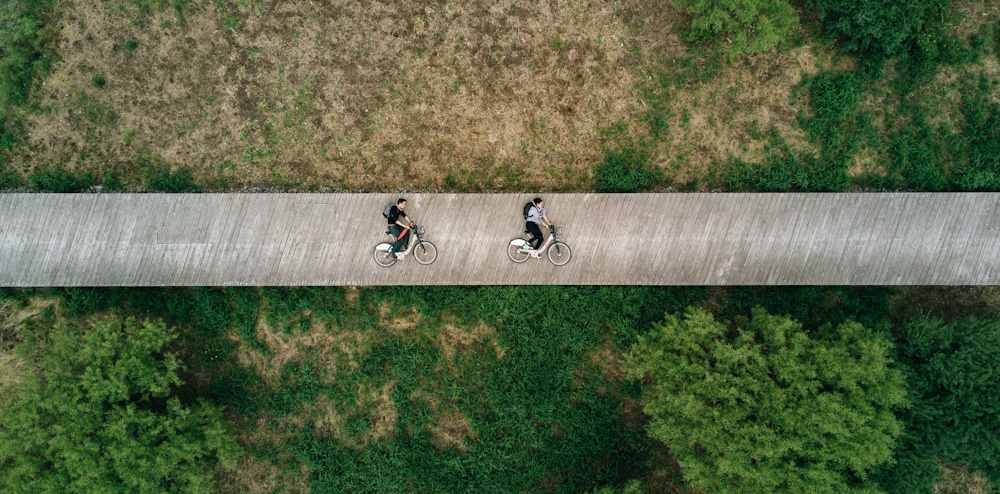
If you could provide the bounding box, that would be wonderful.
[303,381,398,448]
[653,46,825,182]
[17,0,647,190]
[891,287,1000,321]
[951,0,1000,40]
[0,297,56,340]
[409,390,477,453]
[13,0,1000,191]
[935,463,994,494]
[378,300,422,338]
[587,339,625,384]
[233,312,375,387]
[437,321,506,372]
[0,353,26,393]
[234,301,501,456]
[215,415,311,493]
[216,455,311,494]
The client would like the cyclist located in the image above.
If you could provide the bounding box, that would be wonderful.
[525,197,551,250]
[386,198,413,258]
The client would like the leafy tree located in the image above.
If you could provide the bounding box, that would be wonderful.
[0,317,238,493]
[809,0,951,58]
[876,317,1000,493]
[671,0,800,55]
[625,307,906,493]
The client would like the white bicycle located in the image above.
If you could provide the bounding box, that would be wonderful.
[373,224,437,267]
[507,225,572,266]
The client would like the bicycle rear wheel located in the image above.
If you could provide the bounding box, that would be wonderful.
[413,241,437,265]
[547,241,572,266]
[508,239,530,263]
[373,243,395,267]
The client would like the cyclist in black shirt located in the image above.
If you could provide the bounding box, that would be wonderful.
[386,198,413,258]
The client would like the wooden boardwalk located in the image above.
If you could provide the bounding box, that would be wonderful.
[0,193,997,286]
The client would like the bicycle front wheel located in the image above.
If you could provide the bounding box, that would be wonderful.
[413,241,437,265]
[373,243,395,267]
[547,241,572,266]
[508,240,530,263]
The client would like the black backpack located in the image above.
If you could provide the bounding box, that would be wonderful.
[522,202,536,220]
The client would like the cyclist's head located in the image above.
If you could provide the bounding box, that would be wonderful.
[533,197,543,208]
[397,198,406,208]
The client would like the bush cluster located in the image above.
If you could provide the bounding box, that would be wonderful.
[809,0,953,59]
[671,0,801,55]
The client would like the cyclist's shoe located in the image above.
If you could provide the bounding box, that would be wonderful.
[395,252,405,259]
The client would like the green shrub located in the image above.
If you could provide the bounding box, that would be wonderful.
[799,70,875,163]
[28,167,93,192]
[876,317,1000,493]
[672,0,800,55]
[125,40,138,50]
[952,74,1000,191]
[92,75,105,87]
[0,317,239,492]
[101,170,124,191]
[0,160,23,189]
[143,161,200,192]
[886,117,950,191]
[594,148,659,192]
[625,306,906,493]
[809,0,952,58]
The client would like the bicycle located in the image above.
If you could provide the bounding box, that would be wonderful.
[507,225,572,266]
[373,224,437,267]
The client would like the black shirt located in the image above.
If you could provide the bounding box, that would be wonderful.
[387,205,407,225]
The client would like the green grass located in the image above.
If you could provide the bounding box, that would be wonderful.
[594,147,660,192]
[30,284,945,492]
[4,285,997,492]
[0,0,55,176]
[139,153,200,192]
[29,167,94,192]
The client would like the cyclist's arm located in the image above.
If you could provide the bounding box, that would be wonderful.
[396,211,412,228]
[542,215,552,228]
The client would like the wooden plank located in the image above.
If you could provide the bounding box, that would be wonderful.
[934,194,981,284]
[912,194,963,284]
[974,196,1000,283]
[4,193,1000,286]
[875,194,917,285]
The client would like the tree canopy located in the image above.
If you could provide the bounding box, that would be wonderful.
[625,307,907,493]
[877,317,1000,493]
[0,316,237,493]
